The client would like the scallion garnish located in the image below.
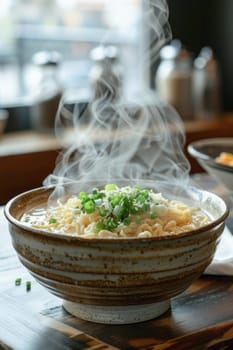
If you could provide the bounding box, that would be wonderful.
[49,217,57,224]
[15,278,22,286]
[83,200,96,214]
[78,184,159,232]
[105,184,117,191]
[103,217,118,230]
[79,191,88,200]
[99,207,108,217]
[26,281,32,292]
[26,281,31,292]
[151,212,157,219]
[95,221,105,232]
[123,217,131,226]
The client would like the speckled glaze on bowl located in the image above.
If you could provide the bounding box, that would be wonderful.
[4,182,229,324]
[188,138,233,191]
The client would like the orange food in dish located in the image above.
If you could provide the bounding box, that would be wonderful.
[215,152,233,167]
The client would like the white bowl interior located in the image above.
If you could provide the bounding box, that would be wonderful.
[188,138,233,190]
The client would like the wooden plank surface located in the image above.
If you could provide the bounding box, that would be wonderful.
[41,278,233,349]
[0,175,233,349]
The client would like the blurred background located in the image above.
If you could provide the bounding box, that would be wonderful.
[167,0,233,113]
[0,0,142,131]
[1,0,233,204]
[0,0,233,132]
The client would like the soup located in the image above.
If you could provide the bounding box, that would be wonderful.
[21,184,210,238]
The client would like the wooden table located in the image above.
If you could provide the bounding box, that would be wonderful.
[0,174,233,350]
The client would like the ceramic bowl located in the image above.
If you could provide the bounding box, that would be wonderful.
[4,181,229,324]
[188,138,233,191]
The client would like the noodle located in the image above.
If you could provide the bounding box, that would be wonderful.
[21,185,210,238]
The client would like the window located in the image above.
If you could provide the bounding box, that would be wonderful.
[0,0,142,105]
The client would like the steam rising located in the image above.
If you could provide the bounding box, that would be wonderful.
[44,0,191,195]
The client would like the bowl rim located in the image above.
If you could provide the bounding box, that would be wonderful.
[187,137,233,174]
[4,184,229,243]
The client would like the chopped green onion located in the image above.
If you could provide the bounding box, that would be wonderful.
[98,192,106,199]
[79,185,158,232]
[79,191,88,200]
[83,200,96,214]
[116,205,129,221]
[133,185,141,190]
[99,207,108,217]
[103,217,118,230]
[130,205,140,214]
[109,194,122,207]
[123,217,131,226]
[15,278,22,286]
[92,188,98,195]
[142,203,150,212]
[150,212,157,219]
[92,192,106,201]
[26,281,31,292]
[105,184,117,191]
[49,218,57,224]
[95,221,105,232]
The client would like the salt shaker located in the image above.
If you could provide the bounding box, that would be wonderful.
[193,47,221,119]
[155,40,194,120]
[89,45,122,102]
[31,51,63,131]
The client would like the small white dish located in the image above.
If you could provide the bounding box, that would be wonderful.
[188,138,233,191]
